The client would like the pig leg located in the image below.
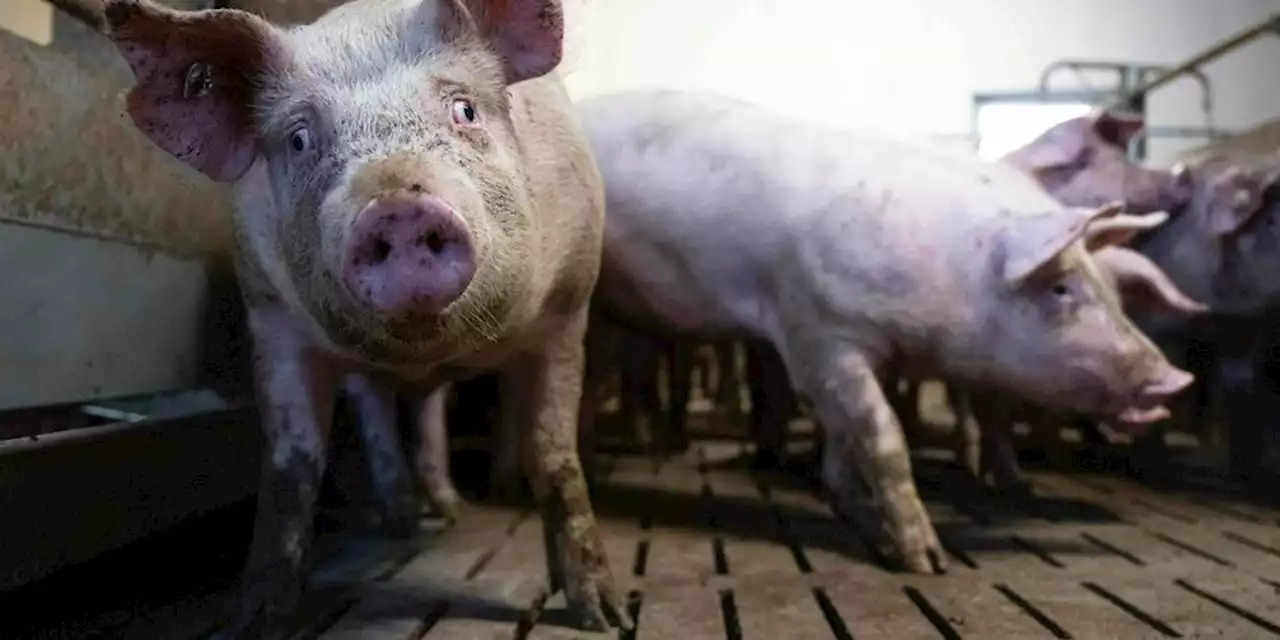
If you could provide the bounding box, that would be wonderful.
[618,336,658,452]
[810,349,945,574]
[969,393,1031,498]
[715,342,740,413]
[577,313,616,486]
[341,374,419,536]
[747,340,790,469]
[488,387,525,500]
[416,384,462,523]
[502,315,633,631]
[665,341,693,452]
[946,386,981,478]
[227,312,340,638]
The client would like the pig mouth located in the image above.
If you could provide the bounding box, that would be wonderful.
[1107,392,1173,433]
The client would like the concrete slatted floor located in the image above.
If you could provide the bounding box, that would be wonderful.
[307,441,1280,640]
[6,414,1280,639]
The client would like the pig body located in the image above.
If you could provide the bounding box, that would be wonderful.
[68,0,630,635]
[578,90,1191,572]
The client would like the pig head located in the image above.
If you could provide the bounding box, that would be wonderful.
[1003,109,1194,214]
[1139,152,1280,317]
[99,0,577,373]
[975,204,1194,429]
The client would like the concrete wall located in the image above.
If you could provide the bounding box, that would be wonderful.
[0,1,241,408]
[0,225,211,410]
[561,0,1280,165]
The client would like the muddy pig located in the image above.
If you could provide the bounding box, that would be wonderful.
[52,0,631,634]
[575,89,1193,573]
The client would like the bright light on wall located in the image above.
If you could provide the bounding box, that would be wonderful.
[975,102,1095,160]
[0,0,53,46]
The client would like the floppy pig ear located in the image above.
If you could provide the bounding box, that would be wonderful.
[1205,166,1266,236]
[1004,117,1088,170]
[104,0,277,182]
[1000,207,1102,286]
[440,0,564,84]
[1091,246,1208,316]
[1091,109,1145,149]
[1084,209,1169,251]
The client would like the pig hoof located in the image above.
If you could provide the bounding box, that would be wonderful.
[427,489,464,525]
[223,581,300,640]
[892,544,948,575]
[561,566,634,631]
[554,528,634,631]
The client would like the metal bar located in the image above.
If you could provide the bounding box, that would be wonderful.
[1107,13,1280,111]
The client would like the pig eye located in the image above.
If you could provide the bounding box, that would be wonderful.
[451,98,478,125]
[1052,283,1071,298]
[288,127,312,154]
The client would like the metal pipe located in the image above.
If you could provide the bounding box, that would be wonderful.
[1106,13,1280,111]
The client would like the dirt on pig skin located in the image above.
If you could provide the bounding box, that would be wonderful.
[46,0,632,635]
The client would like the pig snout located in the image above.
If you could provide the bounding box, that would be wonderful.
[1114,365,1194,431]
[342,193,476,317]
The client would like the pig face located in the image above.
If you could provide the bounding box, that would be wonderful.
[1187,156,1280,314]
[1004,110,1194,215]
[98,0,565,362]
[981,204,1194,431]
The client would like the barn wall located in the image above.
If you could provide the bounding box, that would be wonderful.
[562,0,1280,165]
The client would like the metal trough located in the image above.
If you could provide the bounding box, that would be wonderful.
[0,387,259,592]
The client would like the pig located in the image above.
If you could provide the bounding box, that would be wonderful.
[576,89,1193,573]
[927,110,1201,490]
[50,0,631,634]
[1006,111,1280,487]
[1124,151,1280,485]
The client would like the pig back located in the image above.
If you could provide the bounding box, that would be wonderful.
[578,91,1060,355]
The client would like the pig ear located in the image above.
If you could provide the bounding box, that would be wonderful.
[1205,166,1267,236]
[1008,118,1088,169]
[440,0,564,84]
[1085,210,1168,251]
[103,0,277,182]
[1000,206,1106,286]
[1170,162,1193,187]
[1091,109,1145,149]
[1092,246,1209,316]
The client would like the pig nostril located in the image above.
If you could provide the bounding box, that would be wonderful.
[370,239,392,264]
[419,231,446,254]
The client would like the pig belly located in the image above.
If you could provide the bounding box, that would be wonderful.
[596,260,757,341]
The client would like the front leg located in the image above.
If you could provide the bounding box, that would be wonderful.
[227,308,340,639]
[415,384,462,522]
[808,348,945,574]
[945,384,981,478]
[501,312,633,631]
[342,373,419,536]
